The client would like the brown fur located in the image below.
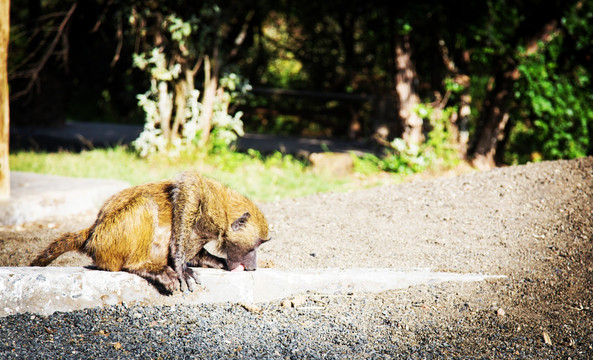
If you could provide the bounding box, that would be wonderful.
[30,171,270,293]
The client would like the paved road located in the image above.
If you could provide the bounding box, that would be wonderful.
[11,121,373,155]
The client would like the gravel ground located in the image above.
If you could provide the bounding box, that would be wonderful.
[1,158,592,359]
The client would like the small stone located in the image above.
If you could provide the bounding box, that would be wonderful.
[543,331,553,346]
[281,295,307,308]
[240,303,262,313]
[291,295,307,307]
[497,308,505,317]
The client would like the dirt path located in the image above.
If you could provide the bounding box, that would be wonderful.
[1,157,592,357]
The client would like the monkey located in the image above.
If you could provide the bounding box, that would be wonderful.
[30,171,270,293]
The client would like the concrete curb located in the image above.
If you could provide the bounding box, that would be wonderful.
[0,267,506,317]
[0,172,129,225]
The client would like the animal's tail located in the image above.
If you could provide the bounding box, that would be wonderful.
[29,229,90,266]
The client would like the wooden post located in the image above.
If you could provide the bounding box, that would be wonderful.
[0,0,10,199]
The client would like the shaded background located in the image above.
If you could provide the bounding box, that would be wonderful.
[7,0,593,167]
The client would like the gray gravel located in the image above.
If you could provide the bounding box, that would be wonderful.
[1,157,593,359]
[0,293,580,359]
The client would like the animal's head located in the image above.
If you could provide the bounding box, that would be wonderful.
[222,208,270,271]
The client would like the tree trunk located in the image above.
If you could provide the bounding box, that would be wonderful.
[438,40,472,160]
[198,55,219,147]
[172,78,188,141]
[456,91,471,159]
[0,0,10,199]
[447,82,471,160]
[348,104,362,140]
[395,34,423,146]
[157,81,173,144]
[471,68,518,170]
[470,19,558,169]
[173,67,199,143]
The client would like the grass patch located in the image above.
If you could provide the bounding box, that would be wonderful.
[10,148,156,184]
[9,147,396,202]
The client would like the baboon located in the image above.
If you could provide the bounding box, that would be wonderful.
[30,171,270,293]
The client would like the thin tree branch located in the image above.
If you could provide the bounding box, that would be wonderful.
[228,10,255,59]
[10,2,78,101]
[91,0,115,33]
[110,13,123,67]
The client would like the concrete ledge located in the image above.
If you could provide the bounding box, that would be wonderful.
[0,267,505,317]
[0,172,129,225]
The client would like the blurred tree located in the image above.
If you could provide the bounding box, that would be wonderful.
[8,0,147,127]
[1,0,9,198]
[507,0,593,163]
[6,0,592,168]
[8,1,78,126]
[128,1,260,154]
[464,0,577,169]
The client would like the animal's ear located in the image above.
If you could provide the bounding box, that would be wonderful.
[231,212,251,231]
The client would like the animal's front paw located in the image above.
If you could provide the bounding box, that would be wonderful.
[180,265,200,292]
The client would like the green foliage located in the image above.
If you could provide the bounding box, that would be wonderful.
[469,0,522,66]
[377,138,431,174]
[204,149,344,201]
[421,104,461,167]
[561,1,593,51]
[506,2,593,163]
[258,12,309,88]
[510,61,592,161]
[351,153,384,176]
[207,72,251,151]
[263,57,306,88]
[8,0,593,170]
[370,102,460,175]
[130,10,249,157]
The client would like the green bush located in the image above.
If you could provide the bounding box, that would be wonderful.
[506,3,593,164]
